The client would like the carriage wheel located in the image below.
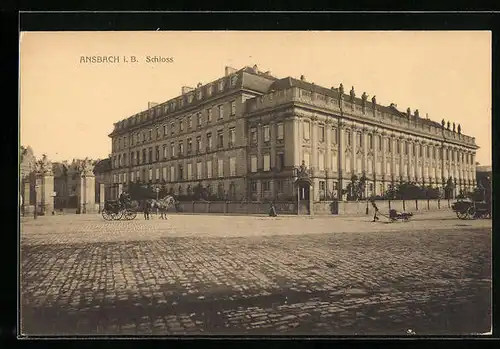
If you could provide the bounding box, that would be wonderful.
[456,210,468,220]
[112,210,124,220]
[102,209,113,221]
[465,206,476,220]
[124,209,137,220]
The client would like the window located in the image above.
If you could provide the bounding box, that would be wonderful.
[368,134,373,149]
[217,129,224,148]
[187,138,192,154]
[142,149,146,164]
[148,148,153,163]
[170,142,175,157]
[207,108,212,123]
[197,89,202,100]
[250,127,257,144]
[319,181,326,199]
[218,79,224,92]
[131,171,135,182]
[197,113,202,126]
[130,152,135,165]
[276,180,284,193]
[207,85,213,96]
[155,146,159,161]
[419,144,423,157]
[367,159,373,174]
[262,180,270,191]
[426,146,430,158]
[250,155,257,173]
[318,152,324,171]
[229,157,236,176]
[404,142,408,155]
[155,168,160,181]
[136,151,140,165]
[276,152,284,171]
[207,132,212,150]
[178,165,183,180]
[180,121,184,132]
[178,141,184,156]
[277,123,284,140]
[263,154,271,171]
[163,145,167,159]
[163,124,167,136]
[149,129,152,140]
[187,115,193,129]
[196,162,202,180]
[229,127,236,147]
[143,132,146,143]
[149,168,153,181]
[346,130,351,146]
[332,127,338,144]
[156,127,160,138]
[378,135,382,151]
[218,159,224,177]
[388,138,392,152]
[319,125,325,142]
[163,167,167,181]
[376,161,381,174]
[207,160,212,178]
[303,152,310,167]
[196,136,202,153]
[136,170,140,181]
[303,121,310,140]
[250,180,257,193]
[187,163,192,180]
[263,125,270,142]
[357,132,362,147]
[218,105,224,119]
[412,143,416,156]
[396,140,400,154]
[230,100,236,116]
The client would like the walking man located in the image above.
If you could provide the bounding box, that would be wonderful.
[370,197,380,222]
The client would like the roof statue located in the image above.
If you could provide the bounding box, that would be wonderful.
[447,121,450,130]
[407,107,411,118]
[297,160,309,178]
[78,157,95,176]
[414,109,419,118]
[457,124,461,134]
[36,154,53,175]
[453,122,456,132]
[361,92,368,107]
[371,95,376,106]
[349,86,356,102]
[339,83,344,97]
[441,119,446,128]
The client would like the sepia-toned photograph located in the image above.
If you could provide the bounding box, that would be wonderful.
[19,31,492,336]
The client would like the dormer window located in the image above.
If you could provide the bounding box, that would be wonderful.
[172,101,176,110]
[230,75,238,87]
[218,79,225,92]
[164,105,169,113]
[188,93,194,103]
[207,84,213,96]
[197,89,203,100]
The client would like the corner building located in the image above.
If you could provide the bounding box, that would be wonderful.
[108,65,478,202]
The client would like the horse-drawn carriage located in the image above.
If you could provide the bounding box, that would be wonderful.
[451,199,491,220]
[102,200,137,221]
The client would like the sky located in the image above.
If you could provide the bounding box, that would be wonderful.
[20,31,491,165]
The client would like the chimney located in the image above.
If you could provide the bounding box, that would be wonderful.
[225,66,237,76]
[252,64,259,73]
[181,86,194,94]
[148,102,158,109]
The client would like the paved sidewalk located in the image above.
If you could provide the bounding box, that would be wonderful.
[20,213,492,336]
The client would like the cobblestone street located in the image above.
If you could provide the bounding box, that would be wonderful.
[20,212,492,336]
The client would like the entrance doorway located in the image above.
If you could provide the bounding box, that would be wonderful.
[295,179,311,215]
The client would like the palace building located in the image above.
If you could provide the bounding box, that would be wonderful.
[108,65,478,202]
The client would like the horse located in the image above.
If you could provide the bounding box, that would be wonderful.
[149,195,176,219]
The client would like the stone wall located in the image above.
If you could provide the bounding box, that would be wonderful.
[165,201,298,215]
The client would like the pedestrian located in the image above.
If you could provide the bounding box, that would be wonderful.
[268,201,277,217]
[143,200,150,220]
[370,197,379,222]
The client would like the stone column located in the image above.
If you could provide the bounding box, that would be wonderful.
[35,155,55,215]
[381,132,387,192]
[99,183,105,212]
[390,135,396,183]
[76,159,96,213]
[351,126,357,175]
[325,120,332,194]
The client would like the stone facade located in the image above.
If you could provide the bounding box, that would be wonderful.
[108,65,479,208]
